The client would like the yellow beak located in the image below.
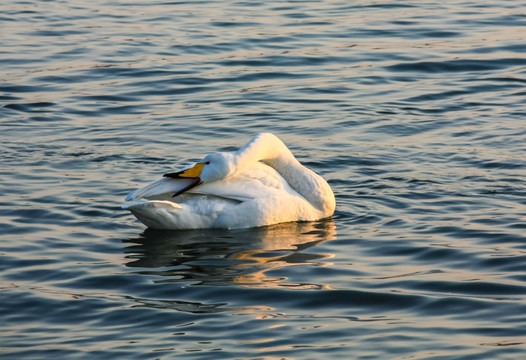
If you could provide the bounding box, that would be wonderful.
[165,162,206,179]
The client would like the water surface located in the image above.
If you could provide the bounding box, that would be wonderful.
[1,0,526,359]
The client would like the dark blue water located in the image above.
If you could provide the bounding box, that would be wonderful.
[2,0,526,358]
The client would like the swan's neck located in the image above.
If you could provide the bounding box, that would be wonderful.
[235,133,335,215]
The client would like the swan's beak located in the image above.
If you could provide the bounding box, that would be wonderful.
[163,162,205,197]
[164,162,205,179]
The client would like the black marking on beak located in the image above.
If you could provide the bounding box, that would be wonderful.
[163,172,202,197]
[163,171,187,178]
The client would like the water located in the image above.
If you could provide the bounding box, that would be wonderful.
[1,0,526,358]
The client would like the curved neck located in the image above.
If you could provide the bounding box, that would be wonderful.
[235,133,335,215]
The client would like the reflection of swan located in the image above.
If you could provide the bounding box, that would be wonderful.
[124,133,335,230]
[124,220,336,289]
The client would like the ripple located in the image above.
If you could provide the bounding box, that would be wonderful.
[387,58,526,73]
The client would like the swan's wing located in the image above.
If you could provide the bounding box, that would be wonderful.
[187,162,296,202]
[125,175,258,203]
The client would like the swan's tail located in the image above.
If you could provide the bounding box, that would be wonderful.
[123,200,216,230]
[125,177,200,202]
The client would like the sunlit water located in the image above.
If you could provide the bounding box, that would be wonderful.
[2,0,526,359]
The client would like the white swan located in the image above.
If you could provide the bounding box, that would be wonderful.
[123,133,335,230]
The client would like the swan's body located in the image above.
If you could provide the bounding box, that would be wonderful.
[124,133,335,229]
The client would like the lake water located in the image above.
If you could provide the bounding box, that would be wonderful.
[2,0,526,358]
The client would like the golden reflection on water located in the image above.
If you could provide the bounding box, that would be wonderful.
[124,219,336,289]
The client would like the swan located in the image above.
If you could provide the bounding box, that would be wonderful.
[123,133,335,230]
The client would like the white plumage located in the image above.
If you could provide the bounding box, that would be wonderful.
[124,133,335,229]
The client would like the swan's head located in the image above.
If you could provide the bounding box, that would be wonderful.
[199,152,235,182]
[162,152,235,189]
